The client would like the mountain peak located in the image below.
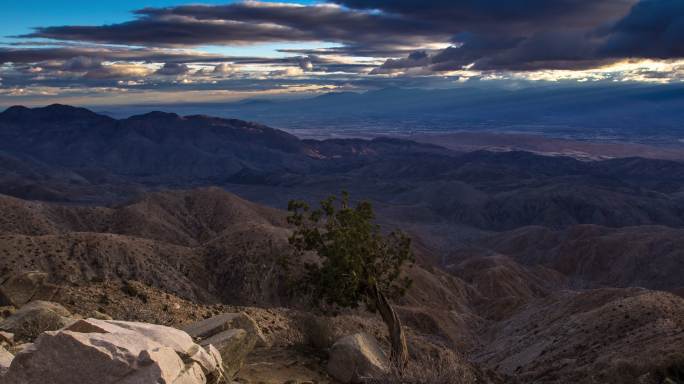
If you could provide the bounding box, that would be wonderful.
[42,104,101,116]
[126,111,181,121]
[0,105,31,118]
[0,104,109,122]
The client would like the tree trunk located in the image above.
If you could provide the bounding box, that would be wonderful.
[373,283,409,368]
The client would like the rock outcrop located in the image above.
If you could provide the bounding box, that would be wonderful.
[2,318,226,384]
[0,345,12,375]
[0,272,60,307]
[327,333,388,383]
[182,312,263,378]
[0,301,73,341]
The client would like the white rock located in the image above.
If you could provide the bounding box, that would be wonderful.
[199,329,251,378]
[0,331,14,345]
[327,333,388,383]
[182,312,268,347]
[2,318,224,384]
[0,345,13,376]
[182,312,266,378]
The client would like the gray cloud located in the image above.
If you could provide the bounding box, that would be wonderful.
[297,56,314,72]
[369,0,684,73]
[2,0,682,97]
[334,0,636,32]
[213,63,235,74]
[601,0,684,59]
[62,56,103,71]
[371,51,430,74]
[22,2,442,51]
[155,62,190,76]
[0,47,224,65]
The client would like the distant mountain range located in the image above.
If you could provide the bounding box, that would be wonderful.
[3,104,684,233]
[90,84,684,142]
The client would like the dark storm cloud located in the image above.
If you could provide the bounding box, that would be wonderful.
[334,0,637,31]
[370,51,430,74]
[7,0,684,81]
[22,2,442,50]
[24,18,309,47]
[430,30,612,71]
[601,0,684,59]
[376,32,613,74]
[368,0,684,73]
[155,62,190,76]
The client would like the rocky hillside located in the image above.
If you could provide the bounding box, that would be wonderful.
[0,189,683,383]
[455,224,684,294]
[0,188,290,305]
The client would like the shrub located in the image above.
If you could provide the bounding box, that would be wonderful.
[367,353,472,384]
[300,314,339,352]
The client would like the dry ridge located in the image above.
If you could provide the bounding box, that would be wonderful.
[0,188,683,383]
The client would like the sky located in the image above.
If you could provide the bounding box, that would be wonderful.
[1,0,683,106]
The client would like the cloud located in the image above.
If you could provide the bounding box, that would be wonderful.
[3,0,684,105]
[213,63,236,75]
[268,67,305,77]
[155,62,190,76]
[432,30,611,71]
[85,64,151,80]
[18,0,668,74]
[367,0,684,74]
[21,2,442,52]
[55,56,153,79]
[371,50,430,74]
[335,0,637,36]
[0,46,226,65]
[62,56,103,71]
[600,0,684,59]
[297,56,314,72]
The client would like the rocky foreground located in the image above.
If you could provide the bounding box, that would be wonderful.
[1,269,683,384]
[0,279,470,384]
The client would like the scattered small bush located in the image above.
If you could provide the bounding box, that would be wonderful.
[367,353,472,384]
[121,280,148,303]
[300,314,339,352]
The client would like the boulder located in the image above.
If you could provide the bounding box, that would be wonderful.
[0,331,13,345]
[198,329,251,378]
[182,312,265,378]
[183,312,268,347]
[0,301,73,341]
[88,310,113,320]
[0,272,60,307]
[2,318,226,384]
[0,345,12,376]
[327,333,388,383]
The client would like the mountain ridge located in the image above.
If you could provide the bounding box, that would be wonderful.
[1,187,683,383]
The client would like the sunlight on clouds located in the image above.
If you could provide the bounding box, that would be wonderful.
[0,82,345,106]
[437,59,684,84]
[512,60,684,83]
